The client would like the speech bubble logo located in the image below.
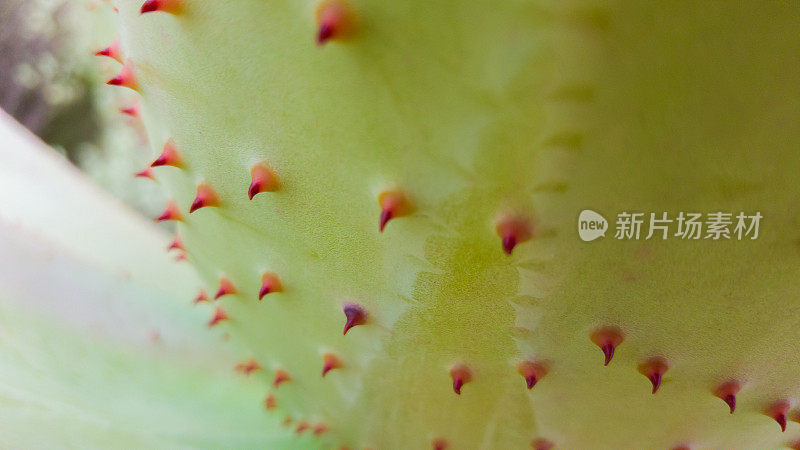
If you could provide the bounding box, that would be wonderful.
[578,209,608,242]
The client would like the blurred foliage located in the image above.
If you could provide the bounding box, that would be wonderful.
[0,0,99,158]
[0,0,166,216]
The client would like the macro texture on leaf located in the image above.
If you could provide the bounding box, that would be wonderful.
[3,0,799,448]
[105,1,800,448]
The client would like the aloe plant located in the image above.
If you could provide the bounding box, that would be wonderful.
[2,1,799,448]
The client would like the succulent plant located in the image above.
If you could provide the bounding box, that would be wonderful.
[2,1,799,448]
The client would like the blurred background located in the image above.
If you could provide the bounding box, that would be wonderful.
[0,4,288,446]
[0,0,163,215]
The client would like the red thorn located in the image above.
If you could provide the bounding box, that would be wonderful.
[790,439,800,450]
[106,63,138,91]
[432,438,449,450]
[273,369,291,387]
[648,373,662,393]
[214,278,237,300]
[766,401,790,432]
[140,0,183,14]
[207,306,228,327]
[312,423,328,436]
[264,393,277,410]
[778,414,788,432]
[590,326,624,366]
[721,394,736,414]
[282,416,293,426]
[531,438,555,450]
[155,200,182,222]
[495,215,534,255]
[234,359,261,375]
[315,0,354,45]
[449,364,472,395]
[134,168,154,180]
[167,235,184,252]
[174,252,187,262]
[321,353,342,377]
[714,380,740,414]
[295,421,310,434]
[95,39,123,63]
[517,361,548,390]
[120,102,140,117]
[342,302,367,335]
[248,162,280,199]
[259,273,283,300]
[379,209,392,232]
[151,140,182,168]
[502,235,517,254]
[378,191,411,232]
[193,289,209,304]
[189,183,220,213]
[638,357,668,394]
[317,22,335,44]
[600,343,615,365]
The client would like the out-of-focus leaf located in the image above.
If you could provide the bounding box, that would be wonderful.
[0,110,313,448]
